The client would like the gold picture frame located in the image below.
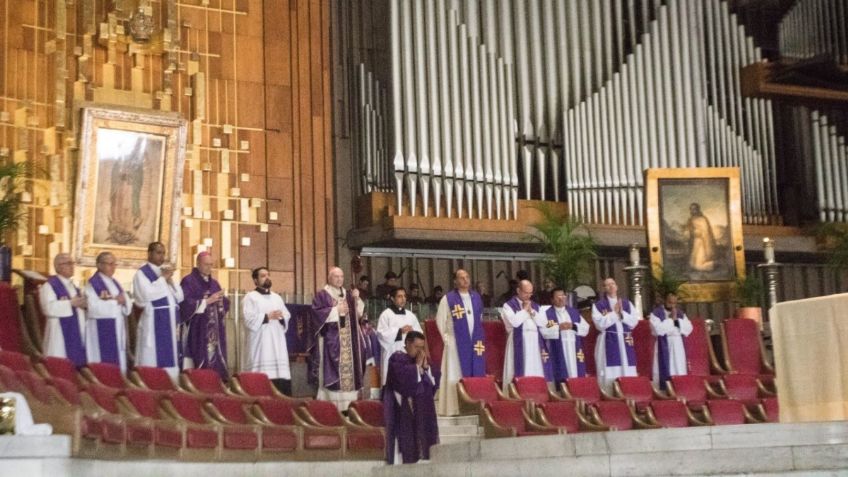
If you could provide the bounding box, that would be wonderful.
[73,105,187,267]
[645,167,746,302]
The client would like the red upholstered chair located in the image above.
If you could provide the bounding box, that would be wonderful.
[686,318,727,380]
[423,319,444,371]
[159,392,222,459]
[252,398,343,458]
[0,349,34,372]
[78,382,130,458]
[582,324,599,376]
[347,400,385,428]
[0,364,26,392]
[181,369,240,398]
[631,320,655,378]
[457,376,519,415]
[128,366,180,395]
[483,320,507,381]
[201,395,270,460]
[116,388,184,459]
[36,356,86,390]
[666,375,726,412]
[613,376,670,412]
[704,399,762,425]
[588,400,659,431]
[533,400,609,433]
[561,376,619,409]
[230,372,303,402]
[481,400,562,438]
[509,376,568,406]
[720,318,775,385]
[81,362,130,389]
[646,400,710,428]
[761,397,779,423]
[296,400,384,459]
[717,374,772,421]
[14,370,57,405]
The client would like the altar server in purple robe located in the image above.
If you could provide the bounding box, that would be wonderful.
[434,269,486,416]
[539,288,590,382]
[649,291,693,390]
[377,287,423,385]
[383,330,439,465]
[84,252,132,371]
[309,266,366,410]
[39,253,87,367]
[242,267,292,395]
[501,280,553,390]
[133,242,184,379]
[179,252,230,380]
[592,277,640,393]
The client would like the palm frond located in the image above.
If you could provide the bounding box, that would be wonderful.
[527,203,597,290]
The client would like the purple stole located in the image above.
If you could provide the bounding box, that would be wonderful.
[46,276,87,367]
[545,306,586,381]
[88,273,124,366]
[445,290,486,377]
[140,264,177,368]
[652,305,682,391]
[595,296,637,368]
[505,297,553,381]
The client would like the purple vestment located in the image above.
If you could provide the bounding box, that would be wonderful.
[383,351,439,464]
[505,297,553,381]
[88,273,125,366]
[445,290,486,377]
[308,289,366,391]
[46,276,87,367]
[179,268,230,381]
[545,305,587,381]
[595,296,637,367]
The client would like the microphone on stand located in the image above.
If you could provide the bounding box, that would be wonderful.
[339,291,346,328]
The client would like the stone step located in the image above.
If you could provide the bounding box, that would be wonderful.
[437,425,482,437]
[436,415,479,427]
[438,435,482,446]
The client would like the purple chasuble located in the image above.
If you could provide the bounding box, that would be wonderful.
[505,297,553,381]
[308,289,366,391]
[88,273,125,366]
[47,276,87,367]
[140,264,178,368]
[179,268,230,381]
[595,296,637,367]
[545,306,586,381]
[445,290,486,377]
[652,305,682,390]
[383,351,439,464]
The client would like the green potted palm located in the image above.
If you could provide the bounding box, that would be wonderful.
[734,273,764,327]
[652,264,685,305]
[527,204,597,303]
[0,162,28,281]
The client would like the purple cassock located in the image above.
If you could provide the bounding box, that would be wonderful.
[46,276,87,367]
[595,296,637,367]
[445,290,486,377]
[383,351,439,464]
[179,268,230,381]
[308,289,366,391]
[505,297,554,381]
[545,306,587,381]
[652,305,679,391]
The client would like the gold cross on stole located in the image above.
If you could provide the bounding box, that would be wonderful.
[576,349,585,362]
[624,333,634,346]
[473,340,486,356]
[451,304,466,319]
[541,349,550,363]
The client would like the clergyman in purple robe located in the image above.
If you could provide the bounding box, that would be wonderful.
[383,330,439,465]
[179,252,230,381]
[592,277,639,393]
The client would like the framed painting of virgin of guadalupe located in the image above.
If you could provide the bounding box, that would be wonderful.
[645,167,746,302]
[73,106,187,267]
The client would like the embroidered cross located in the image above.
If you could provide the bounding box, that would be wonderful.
[576,349,585,363]
[473,340,486,356]
[451,304,466,319]
[541,349,549,363]
[624,333,634,346]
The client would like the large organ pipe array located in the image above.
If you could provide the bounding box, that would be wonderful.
[779,0,848,67]
[352,0,784,225]
[353,64,392,194]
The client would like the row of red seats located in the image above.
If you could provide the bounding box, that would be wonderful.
[0,350,384,461]
[425,317,775,386]
[458,374,778,438]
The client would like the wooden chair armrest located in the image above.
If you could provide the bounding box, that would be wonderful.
[292,411,347,436]
[78,367,99,386]
[612,381,625,399]
[558,382,574,400]
[548,388,569,402]
[743,405,766,424]
[756,379,776,397]
[600,387,620,401]
[685,406,712,426]
[707,381,728,399]
[126,370,147,389]
[576,406,610,432]
[456,383,486,415]
[479,408,516,438]
[495,386,516,401]
[115,395,143,418]
[248,404,274,426]
[639,406,660,426]
[651,384,672,400]
[632,412,662,429]
[507,383,520,400]
[346,408,381,429]
[228,376,249,397]
[202,402,230,424]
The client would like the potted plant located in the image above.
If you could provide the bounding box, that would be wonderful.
[734,273,764,326]
[0,161,27,281]
[651,264,685,306]
[527,204,597,303]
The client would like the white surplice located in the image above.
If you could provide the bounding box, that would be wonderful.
[592,297,640,393]
[649,309,694,387]
[500,302,549,390]
[539,305,591,378]
[434,291,476,416]
[132,263,184,379]
[376,307,422,384]
[242,290,292,380]
[84,272,132,371]
[39,275,86,361]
